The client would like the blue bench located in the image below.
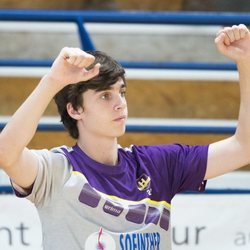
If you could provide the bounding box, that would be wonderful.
[1,9,249,70]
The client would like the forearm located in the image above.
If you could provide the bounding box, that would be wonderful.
[0,47,99,170]
[205,25,250,179]
[207,62,250,178]
[0,75,61,166]
[234,61,250,151]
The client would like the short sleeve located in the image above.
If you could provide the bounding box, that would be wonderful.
[167,144,208,194]
[12,148,71,208]
[132,144,208,200]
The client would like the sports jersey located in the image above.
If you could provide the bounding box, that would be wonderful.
[13,143,208,250]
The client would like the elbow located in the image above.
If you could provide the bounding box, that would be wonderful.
[230,134,250,166]
[242,138,250,164]
[243,148,250,165]
[247,150,250,165]
[241,145,250,165]
[0,147,10,171]
[0,141,5,169]
[0,141,17,171]
[237,137,250,165]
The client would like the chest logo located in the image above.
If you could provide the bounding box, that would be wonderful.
[85,228,116,250]
[137,174,151,191]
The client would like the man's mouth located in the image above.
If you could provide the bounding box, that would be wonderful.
[113,115,127,121]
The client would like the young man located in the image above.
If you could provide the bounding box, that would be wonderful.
[0,24,250,249]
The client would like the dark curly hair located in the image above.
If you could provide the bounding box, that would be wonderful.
[54,51,126,139]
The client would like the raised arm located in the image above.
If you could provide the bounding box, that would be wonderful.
[205,24,250,179]
[0,47,100,188]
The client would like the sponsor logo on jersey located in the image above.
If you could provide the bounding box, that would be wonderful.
[85,230,161,250]
[137,174,151,191]
[85,228,116,250]
[120,232,160,250]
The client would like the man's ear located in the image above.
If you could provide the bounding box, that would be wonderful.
[66,103,84,120]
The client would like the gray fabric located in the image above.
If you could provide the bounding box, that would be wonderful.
[13,147,172,249]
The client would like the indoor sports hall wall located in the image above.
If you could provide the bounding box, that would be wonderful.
[1,6,250,250]
[1,171,250,250]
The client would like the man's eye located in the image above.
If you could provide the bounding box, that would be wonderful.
[121,90,126,97]
[101,93,111,100]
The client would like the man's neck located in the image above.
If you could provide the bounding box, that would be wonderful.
[77,134,119,166]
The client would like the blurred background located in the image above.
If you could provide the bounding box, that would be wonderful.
[0,1,250,250]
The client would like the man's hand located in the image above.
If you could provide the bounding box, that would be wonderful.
[47,47,100,86]
[215,24,250,63]
[206,24,250,180]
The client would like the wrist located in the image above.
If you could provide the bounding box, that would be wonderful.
[40,74,65,93]
[237,61,250,74]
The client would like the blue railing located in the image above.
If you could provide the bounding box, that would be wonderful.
[0,119,236,134]
[1,9,250,25]
[0,10,248,195]
[0,10,240,135]
[0,9,249,70]
[0,186,13,194]
[0,59,237,71]
[1,185,250,194]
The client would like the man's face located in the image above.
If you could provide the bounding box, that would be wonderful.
[79,78,128,138]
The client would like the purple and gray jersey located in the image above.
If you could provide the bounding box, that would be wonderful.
[13,143,208,250]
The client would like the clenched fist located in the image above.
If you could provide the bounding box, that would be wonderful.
[47,47,101,87]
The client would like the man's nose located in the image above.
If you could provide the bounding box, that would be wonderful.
[114,95,127,111]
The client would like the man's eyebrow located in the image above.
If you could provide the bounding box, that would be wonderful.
[103,83,126,90]
[94,83,126,93]
[110,83,126,89]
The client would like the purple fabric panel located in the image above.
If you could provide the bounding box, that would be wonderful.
[78,183,101,208]
[145,206,161,225]
[125,204,146,224]
[160,208,170,231]
[63,145,148,202]
[61,143,208,204]
[130,144,208,201]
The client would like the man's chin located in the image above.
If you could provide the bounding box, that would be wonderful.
[116,128,126,138]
